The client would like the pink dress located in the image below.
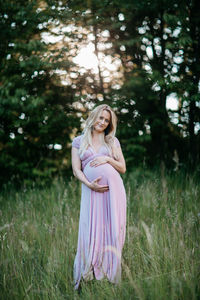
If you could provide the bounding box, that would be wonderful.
[72,135,126,290]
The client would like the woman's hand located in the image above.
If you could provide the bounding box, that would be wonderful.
[90,156,108,167]
[88,176,109,193]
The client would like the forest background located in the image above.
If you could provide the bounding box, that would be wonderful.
[0,0,200,187]
[0,1,200,299]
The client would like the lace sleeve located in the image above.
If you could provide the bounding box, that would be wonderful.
[114,137,121,148]
[72,135,81,149]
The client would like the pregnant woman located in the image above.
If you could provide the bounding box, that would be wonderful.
[71,104,126,290]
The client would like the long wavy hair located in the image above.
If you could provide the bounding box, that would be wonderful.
[79,104,118,159]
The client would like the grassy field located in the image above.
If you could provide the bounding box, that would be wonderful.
[0,169,199,300]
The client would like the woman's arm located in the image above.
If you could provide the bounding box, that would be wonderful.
[90,143,126,174]
[71,147,109,192]
[107,147,126,174]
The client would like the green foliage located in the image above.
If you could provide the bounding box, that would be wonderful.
[0,0,81,187]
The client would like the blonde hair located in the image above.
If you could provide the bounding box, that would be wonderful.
[79,104,118,159]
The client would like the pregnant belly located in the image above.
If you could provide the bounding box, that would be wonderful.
[84,162,120,185]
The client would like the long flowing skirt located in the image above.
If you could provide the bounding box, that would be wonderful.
[73,162,126,290]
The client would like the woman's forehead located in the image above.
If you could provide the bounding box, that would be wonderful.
[99,109,111,119]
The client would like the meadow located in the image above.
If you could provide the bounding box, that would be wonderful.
[0,168,199,300]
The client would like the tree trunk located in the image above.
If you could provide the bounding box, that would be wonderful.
[93,23,106,101]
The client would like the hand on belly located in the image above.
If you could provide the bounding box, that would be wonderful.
[89,176,109,193]
[86,159,118,185]
[90,156,108,167]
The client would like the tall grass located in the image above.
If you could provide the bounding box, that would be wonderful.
[0,169,199,300]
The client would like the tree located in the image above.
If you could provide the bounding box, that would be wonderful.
[58,0,200,168]
[0,0,80,187]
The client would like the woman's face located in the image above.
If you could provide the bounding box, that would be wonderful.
[93,109,111,133]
